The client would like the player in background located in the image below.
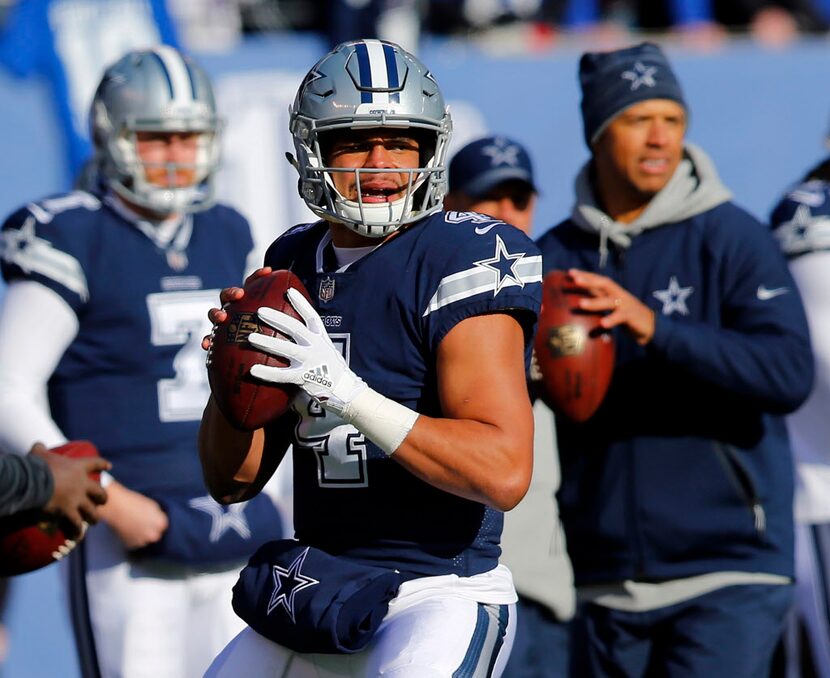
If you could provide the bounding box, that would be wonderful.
[200,39,542,676]
[445,135,575,678]
[770,146,830,678]
[0,47,283,678]
[535,42,813,677]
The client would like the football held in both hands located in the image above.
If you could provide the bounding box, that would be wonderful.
[534,270,615,423]
[207,270,312,431]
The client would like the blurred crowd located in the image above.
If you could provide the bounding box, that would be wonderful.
[177,0,830,52]
[2,0,825,55]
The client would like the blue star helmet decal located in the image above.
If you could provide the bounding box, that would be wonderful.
[267,547,320,623]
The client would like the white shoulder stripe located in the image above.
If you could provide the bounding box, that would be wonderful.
[0,217,89,302]
[423,254,542,317]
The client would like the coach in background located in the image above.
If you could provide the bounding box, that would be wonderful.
[535,43,813,677]
[445,135,574,678]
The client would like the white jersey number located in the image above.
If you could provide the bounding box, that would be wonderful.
[147,289,217,422]
[294,334,369,488]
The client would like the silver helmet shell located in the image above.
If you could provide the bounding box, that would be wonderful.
[289,40,452,238]
[90,46,221,214]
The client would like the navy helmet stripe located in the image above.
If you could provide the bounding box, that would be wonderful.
[354,42,373,104]
[382,43,401,103]
[183,60,199,99]
[148,52,175,99]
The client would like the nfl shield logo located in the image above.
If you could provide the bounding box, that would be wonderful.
[319,277,335,302]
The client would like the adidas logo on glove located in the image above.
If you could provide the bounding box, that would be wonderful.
[303,365,333,389]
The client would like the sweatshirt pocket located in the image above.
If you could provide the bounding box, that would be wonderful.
[713,442,767,537]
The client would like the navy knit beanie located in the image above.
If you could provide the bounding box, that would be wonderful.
[579,42,686,147]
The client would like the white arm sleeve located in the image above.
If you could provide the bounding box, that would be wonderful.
[0,280,78,455]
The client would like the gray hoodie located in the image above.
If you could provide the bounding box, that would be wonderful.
[571,143,733,267]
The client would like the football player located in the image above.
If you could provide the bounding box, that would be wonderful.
[200,40,542,676]
[770,153,830,677]
[0,47,283,678]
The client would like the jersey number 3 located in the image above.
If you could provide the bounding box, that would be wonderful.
[147,289,217,422]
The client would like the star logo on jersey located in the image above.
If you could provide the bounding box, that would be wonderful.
[188,496,252,542]
[267,547,320,622]
[1,217,38,263]
[481,138,521,167]
[0,215,90,302]
[789,203,814,237]
[474,234,526,295]
[621,62,657,90]
[652,276,693,316]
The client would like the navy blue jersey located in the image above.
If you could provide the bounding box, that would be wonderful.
[1,191,253,498]
[770,178,830,259]
[263,211,542,578]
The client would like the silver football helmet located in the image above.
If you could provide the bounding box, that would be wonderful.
[289,40,452,237]
[90,46,221,214]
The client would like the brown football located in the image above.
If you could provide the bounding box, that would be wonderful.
[207,270,312,431]
[0,440,102,577]
[533,270,615,423]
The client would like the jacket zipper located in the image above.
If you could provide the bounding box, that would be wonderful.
[713,442,766,536]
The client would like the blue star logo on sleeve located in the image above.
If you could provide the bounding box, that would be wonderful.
[652,276,694,316]
[474,234,526,295]
[621,62,657,90]
[188,495,252,542]
[267,547,320,623]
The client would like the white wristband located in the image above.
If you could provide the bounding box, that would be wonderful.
[340,387,419,456]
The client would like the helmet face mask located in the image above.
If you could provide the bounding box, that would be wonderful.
[90,47,222,215]
[290,40,452,238]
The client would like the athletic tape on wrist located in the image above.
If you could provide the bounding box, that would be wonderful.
[340,387,418,456]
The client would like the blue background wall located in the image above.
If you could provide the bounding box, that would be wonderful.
[2,34,830,677]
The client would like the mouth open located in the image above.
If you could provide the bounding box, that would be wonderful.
[358,186,403,203]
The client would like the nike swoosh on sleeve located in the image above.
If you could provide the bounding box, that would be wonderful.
[756,285,789,300]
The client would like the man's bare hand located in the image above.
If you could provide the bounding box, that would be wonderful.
[31,443,110,536]
[568,268,656,345]
[97,480,169,550]
[202,266,273,351]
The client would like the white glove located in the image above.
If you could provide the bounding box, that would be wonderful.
[248,288,367,416]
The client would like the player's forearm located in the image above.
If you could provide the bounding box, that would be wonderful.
[392,415,533,512]
[198,396,260,503]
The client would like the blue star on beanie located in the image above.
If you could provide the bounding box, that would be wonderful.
[579,42,686,147]
[448,135,537,198]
